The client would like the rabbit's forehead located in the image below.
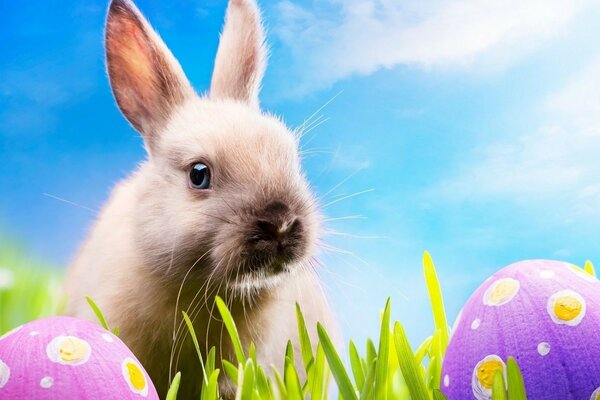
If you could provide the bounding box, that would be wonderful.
[161,99,299,169]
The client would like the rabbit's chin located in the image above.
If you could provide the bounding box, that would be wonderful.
[225,261,303,293]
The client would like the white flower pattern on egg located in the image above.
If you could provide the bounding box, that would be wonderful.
[483,278,520,306]
[40,376,53,389]
[537,342,551,356]
[547,290,586,326]
[46,336,92,366]
[472,355,506,400]
[0,359,10,388]
[122,357,149,397]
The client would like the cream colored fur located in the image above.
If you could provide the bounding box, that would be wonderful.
[65,0,335,398]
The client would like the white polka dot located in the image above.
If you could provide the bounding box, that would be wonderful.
[540,270,555,279]
[471,318,481,330]
[102,333,114,343]
[46,336,92,366]
[0,359,10,388]
[444,374,450,387]
[483,278,520,306]
[591,386,600,400]
[547,289,586,326]
[29,331,39,336]
[537,342,551,356]
[40,376,53,389]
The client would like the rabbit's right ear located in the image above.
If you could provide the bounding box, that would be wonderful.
[105,0,194,146]
[210,0,267,108]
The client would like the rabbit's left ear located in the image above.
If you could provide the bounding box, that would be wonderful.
[210,0,267,108]
[105,0,194,142]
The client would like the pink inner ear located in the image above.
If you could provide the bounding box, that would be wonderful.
[104,1,195,143]
[106,12,159,123]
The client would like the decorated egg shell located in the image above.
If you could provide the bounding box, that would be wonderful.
[441,259,600,400]
[442,260,600,400]
[0,316,158,399]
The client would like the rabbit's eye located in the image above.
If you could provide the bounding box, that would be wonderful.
[189,163,211,190]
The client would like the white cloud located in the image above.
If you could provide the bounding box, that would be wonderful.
[272,0,591,94]
[435,56,600,219]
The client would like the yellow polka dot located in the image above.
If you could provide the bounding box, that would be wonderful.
[547,290,586,326]
[59,338,89,362]
[554,295,582,321]
[47,336,91,366]
[122,357,148,397]
[484,278,520,306]
[472,355,506,400]
[127,362,146,391]
[477,360,503,389]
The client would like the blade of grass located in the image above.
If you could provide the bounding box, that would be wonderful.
[182,311,208,385]
[215,296,245,363]
[85,296,110,331]
[423,252,449,353]
[584,260,596,277]
[284,361,304,400]
[249,342,257,364]
[285,340,295,366]
[366,338,377,366]
[255,365,275,400]
[414,336,433,364]
[165,371,181,400]
[359,359,376,400]
[223,360,238,383]
[296,303,314,370]
[433,389,448,400]
[393,321,430,400]
[272,366,287,398]
[205,369,220,400]
[310,343,327,400]
[349,340,365,391]
[492,370,507,400]
[427,331,442,390]
[317,322,358,400]
[241,359,255,400]
[206,347,216,377]
[506,357,527,400]
[375,298,391,399]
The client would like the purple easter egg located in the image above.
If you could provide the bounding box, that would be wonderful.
[0,316,158,399]
[441,260,600,400]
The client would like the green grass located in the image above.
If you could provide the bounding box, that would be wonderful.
[0,240,64,333]
[0,242,530,399]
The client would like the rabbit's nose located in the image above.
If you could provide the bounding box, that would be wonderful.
[256,218,298,244]
[254,201,299,246]
[244,201,305,273]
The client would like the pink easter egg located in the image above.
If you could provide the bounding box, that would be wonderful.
[0,316,158,399]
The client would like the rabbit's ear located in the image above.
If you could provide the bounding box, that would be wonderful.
[210,0,267,108]
[105,0,194,143]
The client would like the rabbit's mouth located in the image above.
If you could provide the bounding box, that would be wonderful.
[222,230,307,289]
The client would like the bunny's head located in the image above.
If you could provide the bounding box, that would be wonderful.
[105,0,319,290]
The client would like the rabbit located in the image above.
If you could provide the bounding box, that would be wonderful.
[64,0,337,398]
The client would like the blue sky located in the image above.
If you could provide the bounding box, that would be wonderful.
[2,0,600,345]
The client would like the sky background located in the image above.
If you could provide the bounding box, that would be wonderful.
[2,0,600,346]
